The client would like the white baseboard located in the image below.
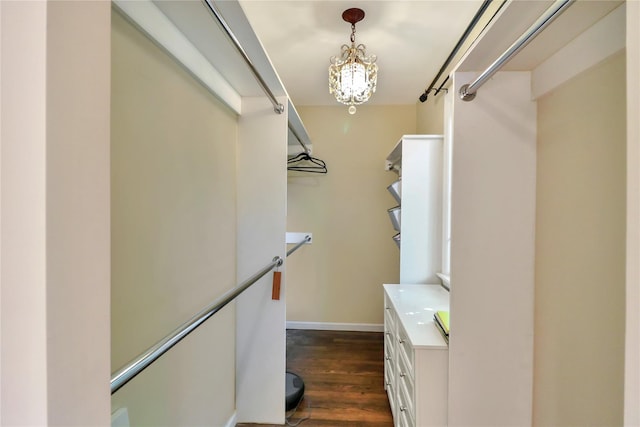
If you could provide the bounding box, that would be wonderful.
[222,411,237,427]
[286,321,384,332]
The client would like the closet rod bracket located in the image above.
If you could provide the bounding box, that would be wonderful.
[274,103,285,114]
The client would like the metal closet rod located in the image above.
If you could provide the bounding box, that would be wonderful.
[202,0,310,154]
[419,0,495,103]
[201,0,285,114]
[286,235,311,257]
[459,0,575,101]
[110,255,284,394]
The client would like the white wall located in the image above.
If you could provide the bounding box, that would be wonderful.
[449,71,536,426]
[46,2,111,423]
[416,95,445,135]
[285,105,416,328]
[110,10,237,426]
[534,52,625,427]
[1,1,111,424]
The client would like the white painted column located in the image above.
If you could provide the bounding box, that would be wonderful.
[1,1,111,424]
[448,71,536,426]
[1,2,49,423]
[236,97,288,423]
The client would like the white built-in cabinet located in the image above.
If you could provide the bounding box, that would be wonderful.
[385,135,443,284]
[383,135,448,427]
[384,285,449,427]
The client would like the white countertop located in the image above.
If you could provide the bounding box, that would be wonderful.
[384,284,450,349]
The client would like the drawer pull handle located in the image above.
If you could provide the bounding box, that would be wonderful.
[385,306,391,310]
[400,406,407,412]
[399,338,405,344]
[385,356,391,361]
[400,372,406,378]
[386,332,391,337]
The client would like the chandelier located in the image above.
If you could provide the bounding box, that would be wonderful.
[329,8,377,115]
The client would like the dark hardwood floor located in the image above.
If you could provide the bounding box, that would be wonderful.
[236,329,393,427]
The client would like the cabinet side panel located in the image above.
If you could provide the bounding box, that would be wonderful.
[400,136,443,284]
[414,349,448,426]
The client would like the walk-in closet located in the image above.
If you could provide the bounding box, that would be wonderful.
[1,1,638,426]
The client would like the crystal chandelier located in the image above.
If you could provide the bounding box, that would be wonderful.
[329,8,377,115]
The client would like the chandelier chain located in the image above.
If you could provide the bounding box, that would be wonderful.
[350,24,356,43]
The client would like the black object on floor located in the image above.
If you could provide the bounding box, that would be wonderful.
[285,371,305,411]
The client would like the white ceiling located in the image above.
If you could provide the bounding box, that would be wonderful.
[238,0,488,106]
[236,0,623,108]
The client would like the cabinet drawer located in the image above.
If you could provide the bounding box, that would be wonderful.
[384,296,397,330]
[384,307,396,332]
[384,351,395,390]
[397,377,415,427]
[384,329,396,357]
[398,406,415,427]
[386,378,396,417]
[384,349,394,375]
[397,324,414,374]
[397,349,414,414]
[384,347,394,366]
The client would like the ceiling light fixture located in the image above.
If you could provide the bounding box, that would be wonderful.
[328,8,377,115]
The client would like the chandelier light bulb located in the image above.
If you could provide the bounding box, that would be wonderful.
[328,8,377,114]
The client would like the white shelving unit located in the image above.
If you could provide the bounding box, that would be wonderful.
[386,135,443,284]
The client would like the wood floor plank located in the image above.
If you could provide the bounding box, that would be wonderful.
[236,329,393,427]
